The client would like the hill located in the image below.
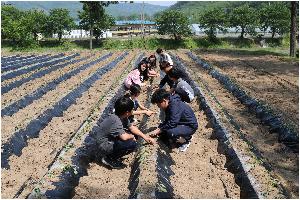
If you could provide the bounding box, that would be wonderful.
[167,1,271,23]
[5,1,167,21]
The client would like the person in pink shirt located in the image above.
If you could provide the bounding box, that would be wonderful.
[124,60,148,89]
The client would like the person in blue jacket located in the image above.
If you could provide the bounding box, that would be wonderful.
[149,89,198,151]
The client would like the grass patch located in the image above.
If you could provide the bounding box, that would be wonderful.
[2,36,297,60]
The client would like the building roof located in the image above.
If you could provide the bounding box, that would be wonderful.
[115,20,156,26]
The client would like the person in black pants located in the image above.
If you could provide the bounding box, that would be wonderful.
[149,89,198,152]
[95,96,155,169]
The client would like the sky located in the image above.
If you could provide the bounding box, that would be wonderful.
[137,1,177,7]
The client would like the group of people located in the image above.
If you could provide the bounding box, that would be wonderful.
[95,48,198,169]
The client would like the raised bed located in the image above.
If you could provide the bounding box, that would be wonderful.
[1,53,111,117]
[170,52,287,198]
[2,54,51,72]
[25,52,143,199]
[1,52,128,169]
[186,51,298,153]
[1,53,76,82]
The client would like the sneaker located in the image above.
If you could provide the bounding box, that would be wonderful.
[178,141,191,152]
[101,156,127,169]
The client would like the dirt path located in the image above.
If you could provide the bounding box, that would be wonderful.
[1,51,135,199]
[175,51,298,198]
[168,99,239,198]
[73,75,153,199]
[192,49,299,129]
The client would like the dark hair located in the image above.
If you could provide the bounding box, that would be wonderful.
[168,68,181,79]
[156,48,163,54]
[160,60,171,70]
[137,60,148,72]
[114,96,134,116]
[151,89,170,104]
[129,83,141,96]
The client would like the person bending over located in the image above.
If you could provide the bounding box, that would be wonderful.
[168,68,195,103]
[156,48,173,66]
[149,89,198,152]
[125,84,156,123]
[158,61,190,90]
[95,96,155,169]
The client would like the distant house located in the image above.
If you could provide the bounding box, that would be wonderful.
[190,24,204,35]
[53,29,112,39]
[111,20,157,36]
[190,24,273,37]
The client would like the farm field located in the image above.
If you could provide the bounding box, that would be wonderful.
[1,49,298,199]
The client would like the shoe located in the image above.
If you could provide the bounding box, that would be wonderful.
[101,156,127,169]
[178,141,191,152]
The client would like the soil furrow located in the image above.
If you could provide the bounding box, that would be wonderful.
[191,49,299,128]
[1,51,136,199]
[1,52,117,143]
[174,51,298,198]
[1,52,103,107]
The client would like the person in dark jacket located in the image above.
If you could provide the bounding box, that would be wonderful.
[149,89,198,152]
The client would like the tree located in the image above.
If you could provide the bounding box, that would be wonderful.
[1,5,23,40]
[259,2,290,38]
[229,4,258,38]
[23,9,48,41]
[78,1,118,50]
[47,8,75,42]
[290,1,298,57]
[155,10,191,40]
[93,14,115,42]
[198,7,228,41]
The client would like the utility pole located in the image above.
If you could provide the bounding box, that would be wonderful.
[290,1,298,57]
[141,1,145,39]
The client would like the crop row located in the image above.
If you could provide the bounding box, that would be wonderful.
[1,53,77,82]
[1,53,112,117]
[2,54,52,72]
[1,52,128,169]
[186,51,298,152]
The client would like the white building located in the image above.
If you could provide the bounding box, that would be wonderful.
[53,29,112,39]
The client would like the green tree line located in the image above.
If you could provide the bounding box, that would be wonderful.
[1,2,115,48]
[156,2,293,42]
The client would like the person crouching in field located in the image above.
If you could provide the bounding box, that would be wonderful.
[125,83,156,123]
[124,60,148,89]
[168,68,195,103]
[159,60,190,90]
[149,89,198,152]
[95,96,155,169]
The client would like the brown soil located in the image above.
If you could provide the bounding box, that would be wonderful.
[1,52,118,144]
[175,51,298,198]
[1,52,97,107]
[1,51,135,198]
[169,99,240,198]
[73,77,154,199]
[192,49,299,129]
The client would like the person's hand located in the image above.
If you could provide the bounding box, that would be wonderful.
[131,134,137,141]
[145,110,155,116]
[144,136,156,145]
[149,128,160,137]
